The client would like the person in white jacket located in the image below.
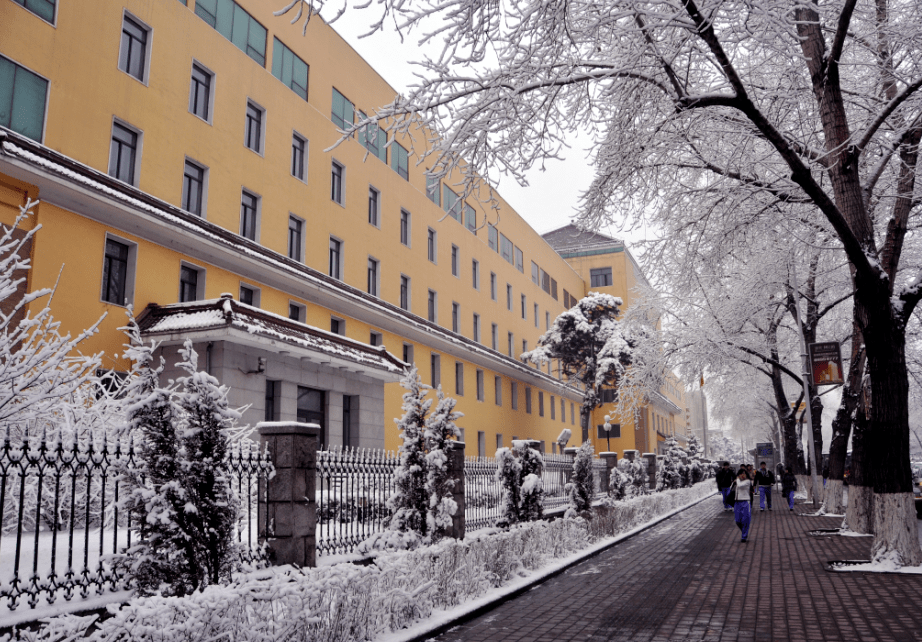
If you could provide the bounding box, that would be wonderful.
[732,469,752,542]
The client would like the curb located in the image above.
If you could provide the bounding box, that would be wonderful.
[395,490,719,642]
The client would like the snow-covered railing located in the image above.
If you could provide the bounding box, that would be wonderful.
[0,431,271,613]
[315,446,399,557]
[464,456,502,533]
[542,453,576,511]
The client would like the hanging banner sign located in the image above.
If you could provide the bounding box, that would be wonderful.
[809,342,844,386]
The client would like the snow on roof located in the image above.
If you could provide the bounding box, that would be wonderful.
[137,296,407,374]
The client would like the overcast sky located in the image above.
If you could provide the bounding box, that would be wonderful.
[327,12,649,246]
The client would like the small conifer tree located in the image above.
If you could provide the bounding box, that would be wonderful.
[495,446,522,527]
[657,437,686,490]
[424,386,463,538]
[565,441,595,518]
[387,367,432,535]
[518,442,545,521]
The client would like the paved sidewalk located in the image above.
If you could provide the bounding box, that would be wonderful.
[429,496,922,642]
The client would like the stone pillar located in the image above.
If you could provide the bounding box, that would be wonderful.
[642,453,658,490]
[623,449,638,462]
[600,452,618,495]
[258,422,319,567]
[445,440,466,540]
[564,446,579,484]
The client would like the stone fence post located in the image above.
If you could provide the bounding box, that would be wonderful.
[446,440,466,540]
[600,452,618,495]
[258,421,319,567]
[623,449,638,463]
[642,453,658,490]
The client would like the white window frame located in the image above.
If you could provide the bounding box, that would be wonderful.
[331,159,346,206]
[368,185,381,228]
[239,188,261,242]
[239,282,261,307]
[331,316,346,335]
[288,300,306,323]
[476,369,484,402]
[181,156,209,218]
[189,59,215,124]
[451,244,459,277]
[400,274,411,311]
[178,261,206,302]
[329,235,344,280]
[427,228,437,264]
[367,255,380,297]
[400,209,411,248]
[288,213,305,262]
[118,11,152,86]
[108,117,143,187]
[10,0,57,25]
[244,98,266,156]
[99,233,137,307]
[472,259,480,290]
[291,130,308,182]
[369,330,383,347]
[402,342,414,365]
[472,313,480,343]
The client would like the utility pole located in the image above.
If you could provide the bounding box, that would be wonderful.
[790,263,822,508]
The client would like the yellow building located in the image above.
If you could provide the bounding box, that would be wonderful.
[543,225,688,455]
[0,0,599,455]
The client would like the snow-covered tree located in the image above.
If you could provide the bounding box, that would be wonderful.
[565,441,595,518]
[494,447,522,528]
[174,341,242,589]
[658,438,687,491]
[523,293,636,442]
[618,457,649,498]
[518,442,545,522]
[608,464,631,501]
[686,435,706,485]
[423,386,462,538]
[387,367,433,537]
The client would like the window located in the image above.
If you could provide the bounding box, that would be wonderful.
[476,370,484,401]
[507,332,513,357]
[297,386,326,445]
[264,380,280,422]
[400,275,410,310]
[443,185,462,222]
[488,223,498,252]
[551,278,558,301]
[455,362,464,395]
[472,260,480,290]
[525,387,532,414]
[195,0,267,66]
[451,302,459,333]
[329,238,342,280]
[428,290,437,323]
[490,273,497,300]
[478,431,486,458]
[11,0,55,23]
[430,353,441,388]
[288,215,304,261]
[331,88,353,130]
[522,339,528,358]
[561,398,566,423]
[400,210,410,246]
[464,204,476,233]
[550,395,556,420]
[427,228,437,263]
[590,267,613,287]
[491,323,498,351]
[367,257,379,296]
[239,190,259,240]
[101,237,134,306]
[244,101,263,153]
[0,56,48,142]
[494,376,502,406]
[330,317,345,335]
[359,111,387,162]
[546,311,550,330]
[179,264,203,302]
[506,284,512,311]
[426,175,440,205]
[534,303,539,327]
[271,37,308,100]
[181,159,206,216]
[291,133,307,181]
[532,262,540,285]
[597,423,622,439]
[391,142,409,180]
[451,245,459,277]
[189,62,213,121]
[239,283,259,306]
[500,233,514,265]
[331,160,345,204]
[289,301,306,322]
[118,14,149,83]
[521,294,526,319]
[370,331,382,347]
[108,121,140,185]
[514,247,524,273]
[511,382,518,410]
[402,343,414,365]
[571,402,575,425]
[473,313,480,342]
[496,434,503,451]
[368,187,380,227]
[539,391,544,417]
[563,290,572,308]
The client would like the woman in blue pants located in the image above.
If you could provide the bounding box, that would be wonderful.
[733,469,752,542]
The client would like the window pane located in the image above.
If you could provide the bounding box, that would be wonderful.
[190,63,211,120]
[8,64,47,141]
[271,38,308,100]
[182,161,204,215]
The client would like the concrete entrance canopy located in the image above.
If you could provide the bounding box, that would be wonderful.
[136,295,407,382]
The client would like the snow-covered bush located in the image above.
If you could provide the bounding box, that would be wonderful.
[495,446,522,527]
[608,464,631,500]
[518,442,545,522]
[565,441,595,518]
[386,367,432,537]
[424,386,462,538]
[657,437,688,490]
[686,434,707,484]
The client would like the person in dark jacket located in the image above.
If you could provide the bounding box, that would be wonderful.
[754,461,775,511]
[781,466,798,511]
[716,462,735,511]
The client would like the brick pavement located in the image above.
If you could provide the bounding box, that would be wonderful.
[429,495,922,642]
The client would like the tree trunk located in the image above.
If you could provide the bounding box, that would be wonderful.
[825,327,865,515]
[845,410,873,533]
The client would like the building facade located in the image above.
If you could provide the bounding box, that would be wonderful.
[0,0,600,454]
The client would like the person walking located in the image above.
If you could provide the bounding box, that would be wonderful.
[781,466,798,511]
[755,461,775,511]
[746,464,756,505]
[716,461,735,511]
[731,469,752,542]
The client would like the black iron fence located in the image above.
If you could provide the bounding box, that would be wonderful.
[0,431,272,613]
